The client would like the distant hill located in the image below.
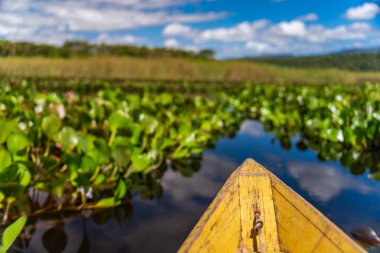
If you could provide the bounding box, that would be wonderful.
[243,50,380,72]
[332,47,380,55]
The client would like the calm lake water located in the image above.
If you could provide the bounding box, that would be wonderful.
[12,120,380,253]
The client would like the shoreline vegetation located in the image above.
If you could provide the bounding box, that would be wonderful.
[1,56,380,85]
[0,40,379,85]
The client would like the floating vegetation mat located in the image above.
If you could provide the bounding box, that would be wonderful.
[0,81,379,222]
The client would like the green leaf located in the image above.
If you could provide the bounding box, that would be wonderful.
[108,111,131,133]
[19,169,31,187]
[126,95,141,109]
[172,147,190,159]
[52,178,67,197]
[69,155,97,189]
[131,125,143,145]
[62,153,81,171]
[42,115,61,138]
[0,149,12,172]
[87,139,110,165]
[0,164,19,182]
[325,128,343,142]
[1,216,27,253]
[141,116,158,134]
[40,156,59,173]
[366,119,379,140]
[112,147,131,166]
[159,93,173,105]
[0,119,15,145]
[161,138,175,149]
[373,112,380,121]
[6,134,29,154]
[343,128,356,146]
[57,127,79,152]
[95,197,119,208]
[93,174,106,186]
[114,180,127,200]
[80,156,97,174]
[131,152,153,173]
[111,136,132,149]
[77,135,95,154]
[70,170,89,189]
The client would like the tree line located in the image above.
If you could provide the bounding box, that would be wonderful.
[249,51,380,72]
[0,40,215,59]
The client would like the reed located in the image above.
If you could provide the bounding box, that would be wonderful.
[0,56,379,84]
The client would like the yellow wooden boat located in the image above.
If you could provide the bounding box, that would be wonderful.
[179,158,365,253]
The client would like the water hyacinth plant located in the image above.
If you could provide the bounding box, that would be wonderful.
[0,81,379,221]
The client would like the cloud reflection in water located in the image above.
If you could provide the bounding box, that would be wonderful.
[288,162,378,202]
[239,120,264,137]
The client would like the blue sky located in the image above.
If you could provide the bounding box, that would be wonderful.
[0,0,379,57]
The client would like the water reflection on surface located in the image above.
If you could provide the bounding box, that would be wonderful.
[288,162,378,202]
[11,120,380,253]
[11,154,238,253]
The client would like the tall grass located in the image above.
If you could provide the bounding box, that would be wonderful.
[0,56,379,84]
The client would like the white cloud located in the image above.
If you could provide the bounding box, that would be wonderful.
[165,19,372,44]
[163,23,196,38]
[163,20,269,42]
[95,33,145,44]
[345,2,380,20]
[200,22,253,41]
[279,20,306,37]
[0,0,31,11]
[200,20,268,42]
[90,0,198,9]
[163,38,199,52]
[303,22,372,43]
[245,42,272,53]
[23,29,76,45]
[296,13,318,22]
[0,0,226,45]
[164,18,379,56]
[40,2,226,31]
[164,38,180,48]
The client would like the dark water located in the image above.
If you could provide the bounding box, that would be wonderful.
[12,120,380,253]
